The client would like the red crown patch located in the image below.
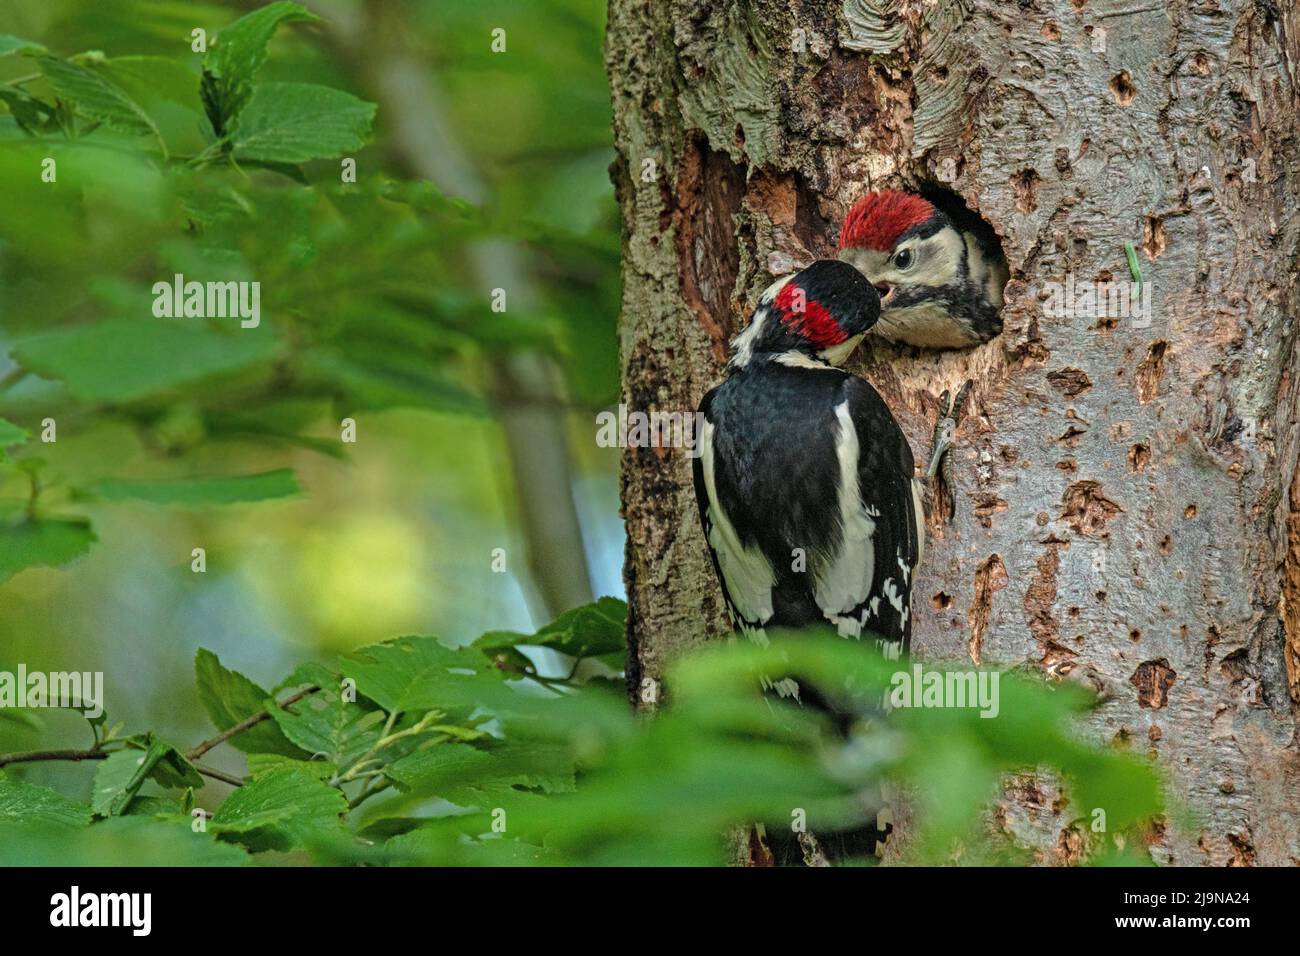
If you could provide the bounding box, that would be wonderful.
[839,190,936,252]
[773,282,846,348]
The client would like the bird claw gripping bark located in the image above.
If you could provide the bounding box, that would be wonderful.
[925,380,972,524]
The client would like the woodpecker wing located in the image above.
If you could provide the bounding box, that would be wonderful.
[693,385,776,638]
[693,366,921,653]
[822,375,922,653]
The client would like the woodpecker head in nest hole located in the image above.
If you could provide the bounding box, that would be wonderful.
[836,190,1008,349]
[730,259,881,370]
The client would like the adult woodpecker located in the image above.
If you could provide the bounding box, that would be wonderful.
[692,259,924,664]
[836,190,1008,349]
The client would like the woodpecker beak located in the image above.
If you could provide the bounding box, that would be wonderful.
[874,283,894,304]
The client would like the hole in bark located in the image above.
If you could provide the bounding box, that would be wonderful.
[1135,340,1168,404]
[1142,216,1167,259]
[1110,70,1137,105]
[1130,658,1176,709]
[1128,442,1150,472]
[932,591,953,610]
[1010,168,1043,214]
[1047,367,1093,397]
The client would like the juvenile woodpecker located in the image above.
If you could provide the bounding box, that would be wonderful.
[692,259,924,662]
[837,190,1008,349]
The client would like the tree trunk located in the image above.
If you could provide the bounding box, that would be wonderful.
[607,0,1300,865]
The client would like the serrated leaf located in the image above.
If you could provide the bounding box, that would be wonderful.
[343,637,489,715]
[273,660,337,695]
[268,688,383,769]
[230,82,375,163]
[0,816,248,866]
[194,649,307,758]
[0,35,46,57]
[201,1,318,134]
[211,767,346,852]
[475,597,627,666]
[0,772,91,827]
[91,469,301,507]
[39,56,163,150]
[12,318,280,402]
[0,517,96,585]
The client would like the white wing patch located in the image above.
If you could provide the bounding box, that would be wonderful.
[699,420,774,633]
[814,401,876,638]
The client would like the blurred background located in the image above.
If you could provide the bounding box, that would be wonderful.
[0,0,622,786]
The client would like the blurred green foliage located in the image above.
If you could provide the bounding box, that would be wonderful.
[0,604,1166,866]
[0,0,622,743]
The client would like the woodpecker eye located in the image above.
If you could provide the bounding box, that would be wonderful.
[893,248,914,270]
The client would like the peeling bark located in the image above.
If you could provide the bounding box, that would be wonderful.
[608,0,1300,864]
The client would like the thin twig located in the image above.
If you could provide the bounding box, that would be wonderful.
[186,685,319,760]
[0,746,108,769]
[191,763,244,787]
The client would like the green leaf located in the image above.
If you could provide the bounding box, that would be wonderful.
[0,88,56,135]
[0,417,27,464]
[100,56,202,112]
[194,649,307,758]
[0,817,248,866]
[343,637,488,715]
[476,597,627,668]
[91,749,147,817]
[11,319,280,402]
[0,710,42,731]
[268,687,383,769]
[211,767,346,852]
[386,742,574,807]
[0,772,91,827]
[0,517,96,585]
[245,754,336,780]
[0,35,46,57]
[201,1,319,134]
[230,82,376,163]
[91,469,301,507]
[38,56,164,150]
[90,738,203,818]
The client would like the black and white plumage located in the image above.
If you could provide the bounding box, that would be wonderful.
[692,260,924,672]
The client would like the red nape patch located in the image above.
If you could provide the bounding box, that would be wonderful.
[839,190,936,252]
[774,282,846,347]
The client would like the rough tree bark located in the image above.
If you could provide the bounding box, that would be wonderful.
[607,0,1300,864]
